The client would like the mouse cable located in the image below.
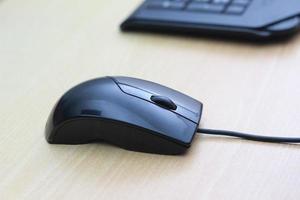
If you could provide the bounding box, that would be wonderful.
[197,128,300,143]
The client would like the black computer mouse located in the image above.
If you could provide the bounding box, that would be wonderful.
[45,76,203,155]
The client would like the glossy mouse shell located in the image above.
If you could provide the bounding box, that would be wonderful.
[46,76,203,155]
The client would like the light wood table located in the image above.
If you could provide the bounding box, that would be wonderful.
[1,0,300,199]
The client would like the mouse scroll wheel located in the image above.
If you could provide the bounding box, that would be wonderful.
[150,95,177,110]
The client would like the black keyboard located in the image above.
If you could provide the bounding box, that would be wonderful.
[146,0,252,15]
[122,0,300,40]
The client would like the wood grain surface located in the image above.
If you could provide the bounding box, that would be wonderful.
[1,0,300,199]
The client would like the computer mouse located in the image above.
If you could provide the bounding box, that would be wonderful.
[45,76,203,155]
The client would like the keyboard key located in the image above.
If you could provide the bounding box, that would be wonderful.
[194,0,211,2]
[232,0,250,5]
[226,5,245,14]
[212,0,231,4]
[186,2,225,13]
[147,1,186,10]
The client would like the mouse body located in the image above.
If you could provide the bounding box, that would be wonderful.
[46,76,203,155]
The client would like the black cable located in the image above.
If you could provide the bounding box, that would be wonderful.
[197,128,300,143]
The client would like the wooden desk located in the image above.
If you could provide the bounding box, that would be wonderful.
[1,0,300,199]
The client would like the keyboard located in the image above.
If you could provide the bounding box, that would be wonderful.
[122,0,300,40]
[146,0,252,15]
